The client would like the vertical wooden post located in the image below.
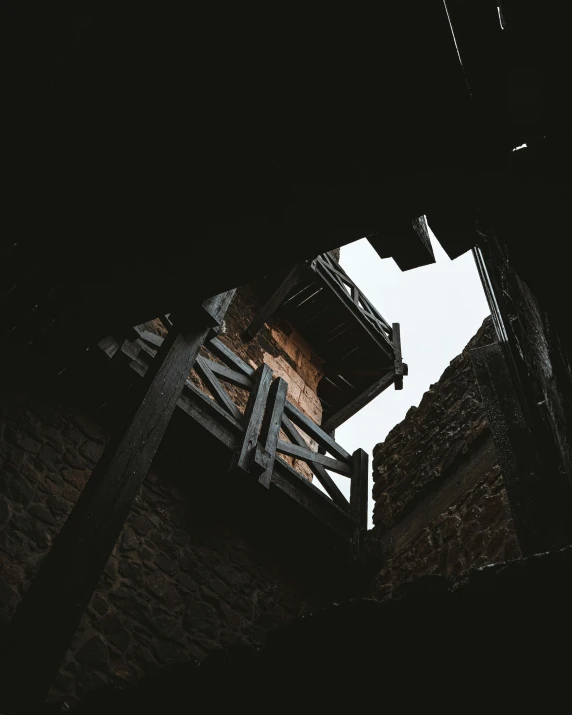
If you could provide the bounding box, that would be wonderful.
[254,376,288,488]
[232,363,273,473]
[392,322,404,390]
[350,448,369,562]
[0,293,235,713]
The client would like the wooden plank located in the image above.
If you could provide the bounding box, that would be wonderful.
[245,266,303,339]
[201,357,253,389]
[392,322,404,390]
[276,440,352,477]
[1,319,211,712]
[281,416,349,510]
[208,337,254,376]
[133,326,164,348]
[321,371,395,433]
[232,363,273,473]
[283,401,351,461]
[195,355,242,420]
[254,377,288,488]
[350,448,369,562]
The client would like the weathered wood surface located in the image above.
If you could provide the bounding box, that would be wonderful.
[276,440,352,476]
[232,364,273,473]
[392,322,403,390]
[202,357,253,389]
[281,416,349,510]
[284,401,351,462]
[1,320,211,712]
[254,377,288,488]
[350,448,369,562]
[195,354,242,420]
[208,337,255,376]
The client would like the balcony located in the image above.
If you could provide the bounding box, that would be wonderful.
[246,252,405,432]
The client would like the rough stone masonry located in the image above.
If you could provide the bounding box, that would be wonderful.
[369,316,522,597]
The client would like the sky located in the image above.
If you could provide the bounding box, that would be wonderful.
[315,232,490,526]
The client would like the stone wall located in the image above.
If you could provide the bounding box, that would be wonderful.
[370,317,522,597]
[0,388,330,709]
[189,284,325,480]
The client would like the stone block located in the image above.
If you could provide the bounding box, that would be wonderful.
[29,503,59,526]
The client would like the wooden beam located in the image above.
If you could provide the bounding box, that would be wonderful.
[283,401,351,462]
[392,322,404,390]
[276,440,352,476]
[195,355,242,421]
[208,337,255,376]
[281,417,349,511]
[254,377,288,488]
[321,372,395,434]
[232,364,273,473]
[245,266,303,340]
[201,357,253,389]
[350,448,369,563]
[0,317,212,713]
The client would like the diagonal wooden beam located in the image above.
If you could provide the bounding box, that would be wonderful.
[280,416,349,511]
[195,355,242,420]
[245,265,303,340]
[0,291,237,713]
[0,316,214,713]
[276,440,352,476]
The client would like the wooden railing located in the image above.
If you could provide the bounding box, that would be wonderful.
[117,325,369,558]
[310,252,394,349]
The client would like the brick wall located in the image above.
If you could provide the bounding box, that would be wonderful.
[369,317,522,597]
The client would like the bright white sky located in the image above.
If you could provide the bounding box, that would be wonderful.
[317,233,490,526]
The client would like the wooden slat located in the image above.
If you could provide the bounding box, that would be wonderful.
[232,363,273,473]
[283,401,351,461]
[350,448,369,562]
[195,355,242,420]
[321,371,395,433]
[201,357,253,389]
[208,337,254,376]
[393,322,404,390]
[254,377,288,488]
[245,266,303,339]
[2,319,211,711]
[281,416,349,510]
[276,440,352,477]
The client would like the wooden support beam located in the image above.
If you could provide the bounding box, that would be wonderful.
[350,448,369,563]
[0,317,213,713]
[245,266,303,340]
[321,372,395,434]
[281,417,349,510]
[208,337,254,376]
[232,363,273,473]
[283,401,351,462]
[195,355,242,421]
[201,358,253,389]
[254,377,288,488]
[392,322,404,390]
[276,440,352,476]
